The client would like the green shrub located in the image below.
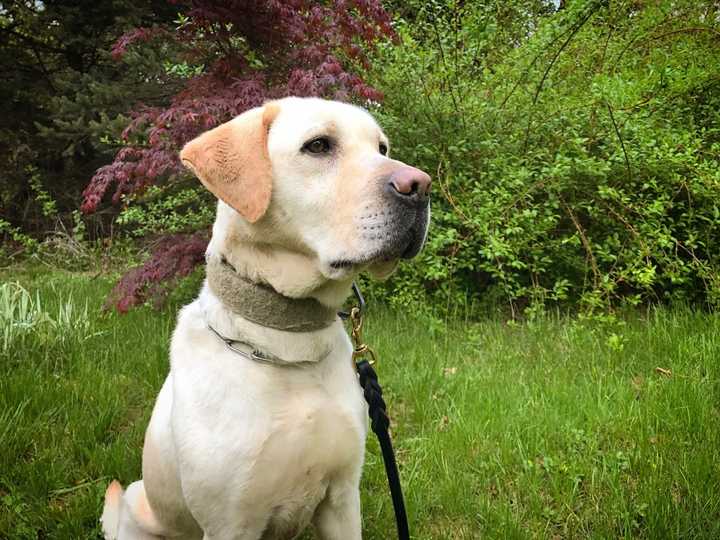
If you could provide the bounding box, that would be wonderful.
[370,0,720,315]
[115,184,215,238]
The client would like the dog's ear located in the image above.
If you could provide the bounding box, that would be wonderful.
[180,103,280,223]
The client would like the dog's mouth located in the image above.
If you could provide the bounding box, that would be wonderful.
[329,259,355,270]
[328,239,414,270]
[328,222,428,273]
[399,226,424,259]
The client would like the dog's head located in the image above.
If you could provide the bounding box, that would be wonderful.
[181,97,430,284]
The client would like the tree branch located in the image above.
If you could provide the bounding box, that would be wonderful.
[605,100,631,183]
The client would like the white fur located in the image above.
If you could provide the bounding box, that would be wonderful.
[103,97,429,539]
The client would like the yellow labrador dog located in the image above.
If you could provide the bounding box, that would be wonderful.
[101,97,431,540]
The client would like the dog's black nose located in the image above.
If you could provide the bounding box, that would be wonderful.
[387,166,431,205]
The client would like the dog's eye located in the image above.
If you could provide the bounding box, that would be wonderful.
[379,142,388,156]
[302,137,332,155]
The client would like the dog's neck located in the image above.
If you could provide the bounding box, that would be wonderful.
[197,281,343,364]
[201,228,350,361]
[212,243,353,308]
[206,255,338,332]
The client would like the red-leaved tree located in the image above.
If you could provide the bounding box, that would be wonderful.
[82,0,395,311]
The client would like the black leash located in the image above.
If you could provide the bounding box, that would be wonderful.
[340,284,410,540]
[356,359,410,540]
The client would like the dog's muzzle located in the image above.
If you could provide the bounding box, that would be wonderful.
[330,165,431,271]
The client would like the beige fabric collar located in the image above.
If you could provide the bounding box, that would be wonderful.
[206,256,337,332]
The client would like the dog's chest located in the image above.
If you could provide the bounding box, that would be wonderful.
[266,377,365,466]
[245,371,367,536]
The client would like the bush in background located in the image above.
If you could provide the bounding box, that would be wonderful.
[370,0,720,315]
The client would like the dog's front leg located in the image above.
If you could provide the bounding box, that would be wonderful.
[312,481,362,540]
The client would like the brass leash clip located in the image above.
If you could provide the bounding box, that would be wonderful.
[350,306,377,366]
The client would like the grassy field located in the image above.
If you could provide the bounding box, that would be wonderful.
[1,268,719,539]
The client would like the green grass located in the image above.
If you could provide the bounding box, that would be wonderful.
[1,269,719,539]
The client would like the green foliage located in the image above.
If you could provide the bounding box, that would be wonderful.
[0,219,38,257]
[27,165,58,219]
[115,184,216,237]
[372,0,720,314]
